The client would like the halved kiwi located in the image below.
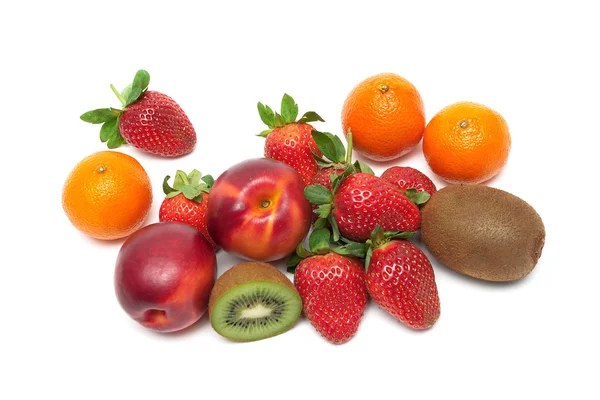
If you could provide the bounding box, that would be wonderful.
[209,262,302,341]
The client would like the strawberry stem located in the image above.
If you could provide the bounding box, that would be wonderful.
[110,84,126,106]
[345,130,353,165]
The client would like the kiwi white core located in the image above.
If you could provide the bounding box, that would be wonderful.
[241,304,272,319]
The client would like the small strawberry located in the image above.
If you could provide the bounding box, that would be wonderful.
[364,226,440,329]
[305,167,422,242]
[159,169,218,250]
[257,94,325,185]
[81,69,196,157]
[290,229,367,344]
[381,166,436,204]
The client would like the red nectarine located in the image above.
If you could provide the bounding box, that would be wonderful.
[207,158,311,262]
[114,222,217,332]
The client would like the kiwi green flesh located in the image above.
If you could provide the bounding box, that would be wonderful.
[210,280,302,341]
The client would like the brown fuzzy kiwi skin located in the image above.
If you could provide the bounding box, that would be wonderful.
[421,184,545,282]
[208,262,298,317]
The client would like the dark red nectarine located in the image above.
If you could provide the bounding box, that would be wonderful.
[114,222,217,332]
[206,158,311,262]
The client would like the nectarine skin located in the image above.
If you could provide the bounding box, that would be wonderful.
[114,222,216,332]
[207,158,312,262]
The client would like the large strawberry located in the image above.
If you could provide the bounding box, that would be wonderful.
[381,166,436,204]
[81,69,196,157]
[257,94,324,185]
[305,168,422,242]
[290,229,367,344]
[159,169,218,250]
[364,226,440,329]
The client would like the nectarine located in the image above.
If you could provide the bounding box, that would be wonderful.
[114,222,217,332]
[207,158,311,262]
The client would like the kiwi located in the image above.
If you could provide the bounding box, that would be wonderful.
[421,184,545,282]
[209,262,302,341]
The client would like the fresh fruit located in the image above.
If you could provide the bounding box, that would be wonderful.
[81,69,196,157]
[62,151,152,240]
[341,73,425,161]
[209,261,302,342]
[364,227,440,329]
[206,158,312,261]
[421,184,545,282]
[306,171,421,242]
[114,222,216,332]
[423,101,511,184]
[308,131,373,222]
[381,166,437,201]
[257,94,324,185]
[159,169,218,250]
[292,229,367,344]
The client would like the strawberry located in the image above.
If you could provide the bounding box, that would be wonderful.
[381,166,436,204]
[364,226,440,329]
[291,229,367,344]
[257,94,325,185]
[305,168,422,242]
[81,69,196,157]
[159,169,218,250]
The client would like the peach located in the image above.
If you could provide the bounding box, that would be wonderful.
[207,158,311,262]
[114,222,217,332]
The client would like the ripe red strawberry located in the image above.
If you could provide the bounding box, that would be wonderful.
[306,172,422,242]
[81,69,196,157]
[365,227,440,329]
[257,94,324,185]
[159,169,218,250]
[381,166,437,203]
[294,252,367,344]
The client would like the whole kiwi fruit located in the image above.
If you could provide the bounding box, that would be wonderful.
[421,184,545,282]
[209,261,302,341]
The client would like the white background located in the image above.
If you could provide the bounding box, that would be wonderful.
[1,1,598,399]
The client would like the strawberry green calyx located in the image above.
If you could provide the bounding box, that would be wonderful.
[287,228,335,272]
[257,93,325,137]
[162,169,214,203]
[311,130,375,174]
[304,183,340,240]
[80,69,151,149]
[287,225,378,272]
[311,130,348,169]
[363,225,415,269]
[403,188,431,206]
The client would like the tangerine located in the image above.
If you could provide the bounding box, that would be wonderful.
[62,151,152,240]
[341,73,425,161]
[423,101,511,184]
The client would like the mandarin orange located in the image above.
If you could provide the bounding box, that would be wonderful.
[423,101,511,184]
[62,151,152,240]
[341,73,425,161]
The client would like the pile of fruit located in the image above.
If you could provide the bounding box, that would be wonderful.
[62,70,546,344]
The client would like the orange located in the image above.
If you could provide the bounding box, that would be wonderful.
[423,102,511,184]
[341,73,425,161]
[62,151,152,240]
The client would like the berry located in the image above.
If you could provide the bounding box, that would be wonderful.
[81,69,196,157]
